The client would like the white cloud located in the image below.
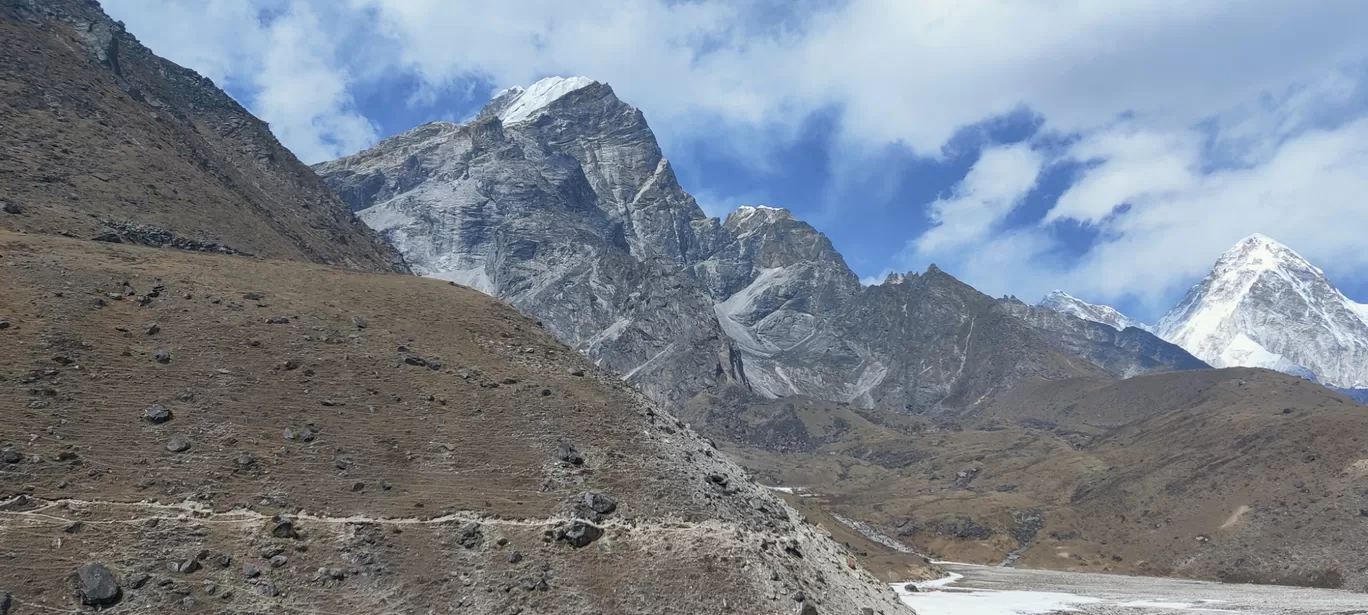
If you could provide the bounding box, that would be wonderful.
[1066,116,1368,305]
[914,143,1043,255]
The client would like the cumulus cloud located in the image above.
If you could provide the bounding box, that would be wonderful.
[914,144,1044,255]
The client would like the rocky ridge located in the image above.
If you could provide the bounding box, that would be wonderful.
[0,0,407,272]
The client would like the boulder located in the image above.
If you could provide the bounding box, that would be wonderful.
[77,563,121,606]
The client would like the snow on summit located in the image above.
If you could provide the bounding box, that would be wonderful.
[1154,233,1368,388]
[1038,290,1148,332]
[496,76,595,124]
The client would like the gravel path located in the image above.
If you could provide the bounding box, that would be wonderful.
[896,563,1368,615]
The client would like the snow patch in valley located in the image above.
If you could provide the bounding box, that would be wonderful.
[895,581,1102,615]
[896,569,1242,615]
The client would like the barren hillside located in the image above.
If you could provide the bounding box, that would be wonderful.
[0,230,911,613]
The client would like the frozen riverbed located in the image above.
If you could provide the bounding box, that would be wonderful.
[896,563,1368,615]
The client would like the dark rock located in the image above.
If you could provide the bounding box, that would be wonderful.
[556,441,584,466]
[935,518,992,540]
[403,355,427,367]
[283,359,301,370]
[0,592,9,615]
[257,582,279,597]
[458,523,483,549]
[144,322,161,336]
[791,590,806,602]
[0,320,9,330]
[508,551,523,564]
[904,583,919,593]
[556,521,603,548]
[581,492,617,516]
[179,558,201,574]
[321,399,339,407]
[799,604,818,615]
[128,572,151,589]
[265,316,290,324]
[270,516,298,539]
[569,368,584,377]
[235,453,256,469]
[166,436,191,453]
[380,480,392,491]
[1,201,20,214]
[1,449,20,464]
[242,564,262,579]
[144,404,172,424]
[153,349,171,364]
[77,563,121,606]
[243,292,265,301]
[299,426,317,442]
[351,316,367,329]
[269,555,288,568]
[351,481,364,492]
[540,388,552,396]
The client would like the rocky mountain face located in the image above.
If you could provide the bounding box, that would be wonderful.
[1001,298,1208,378]
[0,0,407,273]
[1038,234,1368,391]
[316,77,1201,417]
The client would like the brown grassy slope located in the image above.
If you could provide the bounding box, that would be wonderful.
[703,370,1368,591]
[0,0,406,272]
[0,230,908,615]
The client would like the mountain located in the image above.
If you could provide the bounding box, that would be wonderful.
[0,0,406,273]
[1038,290,1149,332]
[316,76,1199,417]
[1155,233,1368,389]
[0,7,914,613]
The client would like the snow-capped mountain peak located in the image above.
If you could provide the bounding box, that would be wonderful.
[1153,234,1368,388]
[1037,289,1148,332]
[495,76,596,124]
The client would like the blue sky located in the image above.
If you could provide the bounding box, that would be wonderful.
[103,0,1368,322]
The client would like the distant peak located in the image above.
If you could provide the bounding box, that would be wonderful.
[1043,289,1073,300]
[494,76,597,124]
